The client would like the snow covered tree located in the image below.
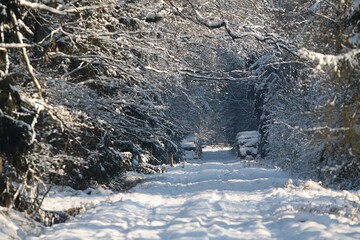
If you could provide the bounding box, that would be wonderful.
[0,0,191,214]
[254,0,360,189]
[3,0,360,225]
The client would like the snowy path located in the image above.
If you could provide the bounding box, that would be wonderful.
[27,147,360,239]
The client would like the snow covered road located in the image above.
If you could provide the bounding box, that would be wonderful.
[27,147,360,239]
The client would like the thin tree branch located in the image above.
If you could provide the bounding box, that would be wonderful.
[10,11,42,97]
[18,0,66,15]
[0,21,9,76]
[167,0,299,57]
[0,43,33,48]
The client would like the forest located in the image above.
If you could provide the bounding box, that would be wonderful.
[0,0,360,225]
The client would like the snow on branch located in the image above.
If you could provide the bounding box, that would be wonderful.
[275,120,351,134]
[174,3,298,57]
[298,48,360,71]
[0,43,32,48]
[18,0,66,15]
[64,5,113,13]
[182,70,258,82]
[193,10,226,29]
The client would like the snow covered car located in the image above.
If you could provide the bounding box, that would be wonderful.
[180,134,202,159]
[236,131,260,159]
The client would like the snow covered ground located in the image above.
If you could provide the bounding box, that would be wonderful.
[6,146,360,239]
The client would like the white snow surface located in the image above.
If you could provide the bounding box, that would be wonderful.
[236,131,259,146]
[17,146,360,239]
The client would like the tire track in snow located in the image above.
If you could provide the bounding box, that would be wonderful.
[27,147,360,240]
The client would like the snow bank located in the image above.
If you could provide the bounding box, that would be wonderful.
[236,131,260,146]
[0,207,43,239]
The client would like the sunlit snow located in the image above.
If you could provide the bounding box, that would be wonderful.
[19,146,360,239]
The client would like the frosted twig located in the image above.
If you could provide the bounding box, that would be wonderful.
[18,0,66,15]
[0,43,33,48]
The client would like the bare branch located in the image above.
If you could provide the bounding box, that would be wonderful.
[18,0,67,15]
[0,21,9,76]
[10,11,42,97]
[182,71,259,82]
[0,43,33,48]
[193,10,226,29]
[64,5,112,13]
[167,1,299,57]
